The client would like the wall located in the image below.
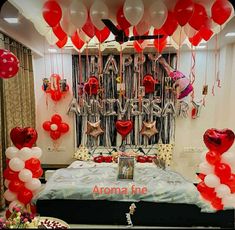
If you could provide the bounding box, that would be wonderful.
[32,44,235,181]
[33,52,75,165]
[173,45,235,181]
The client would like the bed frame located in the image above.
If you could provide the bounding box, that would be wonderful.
[36,199,234,228]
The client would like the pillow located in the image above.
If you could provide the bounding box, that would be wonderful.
[157,144,174,167]
[73,145,91,161]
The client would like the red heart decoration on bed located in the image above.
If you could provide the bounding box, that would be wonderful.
[10,127,38,149]
[115,120,133,140]
[203,129,235,154]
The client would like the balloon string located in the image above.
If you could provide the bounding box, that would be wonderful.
[49,46,53,74]
[217,26,222,88]
[61,48,64,79]
[120,45,123,99]
[190,46,196,102]
[55,52,59,74]
[177,27,182,70]
[86,43,89,78]
[212,34,218,96]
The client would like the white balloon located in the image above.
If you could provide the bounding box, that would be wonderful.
[9,158,25,172]
[4,189,17,202]
[19,169,33,183]
[184,24,197,38]
[18,147,32,161]
[9,200,24,212]
[56,0,72,8]
[90,0,109,30]
[50,124,58,131]
[77,29,91,43]
[163,0,177,11]
[172,26,187,47]
[204,174,220,188]
[31,147,42,159]
[4,179,10,188]
[149,0,168,29]
[135,13,151,35]
[222,194,235,208]
[61,8,77,37]
[25,178,41,191]
[221,152,235,165]
[198,161,214,175]
[215,184,231,198]
[45,29,58,45]
[200,150,208,162]
[69,0,88,29]
[5,147,19,159]
[124,0,144,26]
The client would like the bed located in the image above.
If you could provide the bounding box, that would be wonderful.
[34,161,235,228]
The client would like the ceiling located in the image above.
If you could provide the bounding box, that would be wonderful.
[0,0,235,55]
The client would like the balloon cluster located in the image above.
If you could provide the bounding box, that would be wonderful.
[197,128,235,210]
[0,49,19,79]
[40,0,234,51]
[42,114,69,140]
[42,74,69,101]
[3,127,42,214]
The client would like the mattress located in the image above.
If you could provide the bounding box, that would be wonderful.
[33,161,213,212]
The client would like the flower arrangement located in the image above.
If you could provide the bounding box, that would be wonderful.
[0,206,38,229]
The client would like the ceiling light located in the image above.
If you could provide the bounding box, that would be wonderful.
[3,17,19,24]
[225,32,235,37]
[48,48,57,53]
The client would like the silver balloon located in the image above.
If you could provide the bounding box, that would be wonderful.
[177,101,189,118]
[67,98,80,115]
[134,54,146,73]
[116,99,130,117]
[90,56,98,74]
[130,99,142,116]
[151,100,162,117]
[103,55,118,74]
[142,98,151,115]
[123,55,133,66]
[162,102,176,117]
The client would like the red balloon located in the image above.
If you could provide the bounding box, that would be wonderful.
[59,123,69,133]
[51,90,62,101]
[143,74,157,94]
[0,49,19,79]
[189,32,202,46]
[174,0,194,26]
[32,167,43,178]
[199,17,213,41]
[161,11,178,36]
[82,15,96,38]
[116,6,131,30]
[115,120,133,140]
[50,130,61,140]
[56,35,68,49]
[51,114,62,125]
[203,129,235,154]
[10,127,38,150]
[29,204,37,214]
[25,158,41,172]
[153,28,168,43]
[18,188,33,204]
[52,23,66,41]
[214,163,231,182]
[9,179,25,193]
[71,31,85,50]
[43,121,52,131]
[133,41,143,53]
[197,181,216,201]
[154,39,167,53]
[42,0,62,27]
[3,167,19,180]
[188,3,207,31]
[206,151,221,165]
[211,197,224,211]
[225,174,235,193]
[95,27,110,43]
[133,27,148,44]
[84,76,99,95]
[211,0,233,25]
[197,173,206,181]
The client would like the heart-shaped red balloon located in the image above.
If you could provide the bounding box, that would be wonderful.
[115,120,133,140]
[95,26,110,43]
[203,129,235,154]
[143,74,157,94]
[10,127,38,150]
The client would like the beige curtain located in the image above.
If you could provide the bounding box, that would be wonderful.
[0,32,35,210]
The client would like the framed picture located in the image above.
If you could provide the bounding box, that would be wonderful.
[117,157,135,180]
